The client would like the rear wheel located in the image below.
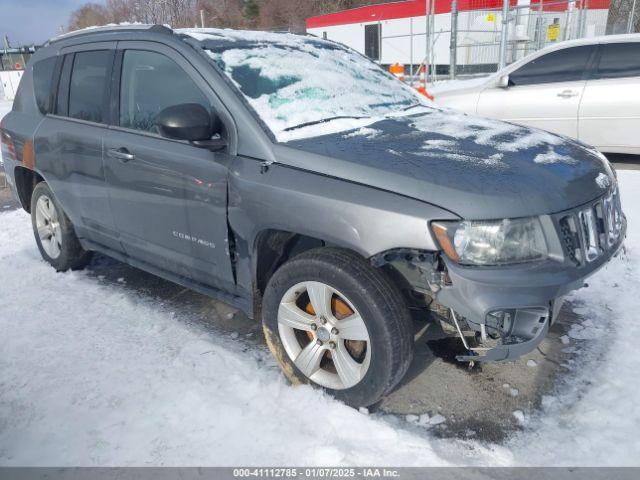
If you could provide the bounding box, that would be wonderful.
[31,182,91,271]
[262,248,414,407]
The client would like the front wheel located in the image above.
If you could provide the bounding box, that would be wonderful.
[262,248,414,407]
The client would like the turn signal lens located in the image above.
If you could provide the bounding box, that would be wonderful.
[431,222,460,263]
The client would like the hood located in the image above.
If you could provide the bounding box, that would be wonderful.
[277,109,615,220]
[429,76,491,96]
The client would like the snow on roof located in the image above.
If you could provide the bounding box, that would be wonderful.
[49,23,171,43]
[178,28,311,45]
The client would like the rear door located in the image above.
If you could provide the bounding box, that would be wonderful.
[477,45,596,138]
[34,43,122,253]
[104,41,235,290]
[579,41,640,154]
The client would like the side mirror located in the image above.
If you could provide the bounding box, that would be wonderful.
[497,75,510,88]
[155,103,215,141]
[155,103,227,152]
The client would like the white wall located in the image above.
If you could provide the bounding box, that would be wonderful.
[308,8,610,67]
[308,15,453,66]
[0,71,24,101]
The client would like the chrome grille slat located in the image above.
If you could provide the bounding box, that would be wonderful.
[556,187,623,266]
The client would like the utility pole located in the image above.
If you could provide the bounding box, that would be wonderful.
[498,0,510,70]
[628,0,638,33]
[450,0,458,79]
[425,0,430,78]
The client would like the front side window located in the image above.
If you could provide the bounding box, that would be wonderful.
[119,50,209,134]
[68,50,112,123]
[593,42,640,80]
[509,45,595,86]
[33,56,57,115]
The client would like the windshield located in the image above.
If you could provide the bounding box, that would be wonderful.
[183,30,429,141]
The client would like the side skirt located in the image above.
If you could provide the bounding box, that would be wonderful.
[79,238,254,318]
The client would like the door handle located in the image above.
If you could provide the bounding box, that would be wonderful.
[107,147,135,163]
[557,90,579,98]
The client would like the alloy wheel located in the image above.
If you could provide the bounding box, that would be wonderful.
[277,281,371,390]
[35,195,62,259]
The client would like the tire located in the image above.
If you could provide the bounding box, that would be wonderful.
[262,247,414,407]
[31,182,92,271]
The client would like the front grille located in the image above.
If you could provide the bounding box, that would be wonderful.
[559,216,581,265]
[557,187,624,266]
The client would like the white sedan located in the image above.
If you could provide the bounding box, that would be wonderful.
[432,34,640,155]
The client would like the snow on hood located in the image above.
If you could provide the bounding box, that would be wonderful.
[282,109,616,219]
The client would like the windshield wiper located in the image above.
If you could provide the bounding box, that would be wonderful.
[283,115,368,132]
[400,103,425,112]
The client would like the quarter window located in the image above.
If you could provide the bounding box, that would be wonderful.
[119,50,209,134]
[68,50,113,123]
[509,45,595,86]
[33,56,57,115]
[593,43,640,80]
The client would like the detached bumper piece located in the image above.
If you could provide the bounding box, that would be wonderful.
[454,307,549,362]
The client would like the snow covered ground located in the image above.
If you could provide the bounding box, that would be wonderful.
[1,96,639,466]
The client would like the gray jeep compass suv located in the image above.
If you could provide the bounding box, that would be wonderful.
[0,25,626,407]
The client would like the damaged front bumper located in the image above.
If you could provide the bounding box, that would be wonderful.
[436,200,626,362]
[374,196,626,363]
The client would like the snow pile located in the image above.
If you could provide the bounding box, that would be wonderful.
[0,209,454,466]
[495,170,640,465]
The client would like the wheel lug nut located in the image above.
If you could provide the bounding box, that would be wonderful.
[316,340,323,346]
[320,316,327,324]
[329,341,336,349]
[331,327,339,335]
[310,324,317,331]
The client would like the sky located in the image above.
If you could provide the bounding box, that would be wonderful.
[0,0,102,46]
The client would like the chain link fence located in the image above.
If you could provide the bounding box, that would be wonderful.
[372,0,639,81]
[451,0,613,77]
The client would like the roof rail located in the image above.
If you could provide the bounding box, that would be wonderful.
[47,24,173,45]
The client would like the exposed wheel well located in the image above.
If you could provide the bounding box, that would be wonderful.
[253,229,325,298]
[13,167,44,213]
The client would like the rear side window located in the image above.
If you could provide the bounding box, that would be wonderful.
[593,43,640,80]
[509,45,595,86]
[119,50,208,134]
[68,50,112,123]
[33,57,57,114]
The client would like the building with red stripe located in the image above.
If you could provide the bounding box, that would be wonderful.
[305,0,611,71]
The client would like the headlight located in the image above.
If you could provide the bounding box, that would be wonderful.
[431,217,548,265]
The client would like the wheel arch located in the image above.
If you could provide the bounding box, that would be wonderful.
[250,228,372,319]
[13,166,45,213]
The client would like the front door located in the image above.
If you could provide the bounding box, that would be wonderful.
[579,42,640,154]
[477,45,596,139]
[104,43,235,290]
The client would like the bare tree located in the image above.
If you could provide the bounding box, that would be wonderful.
[67,0,391,32]
[68,3,111,30]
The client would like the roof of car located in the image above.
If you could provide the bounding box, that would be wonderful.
[47,23,173,44]
[539,33,640,51]
[48,24,318,49]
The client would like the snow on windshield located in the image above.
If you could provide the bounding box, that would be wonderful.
[180,28,428,142]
